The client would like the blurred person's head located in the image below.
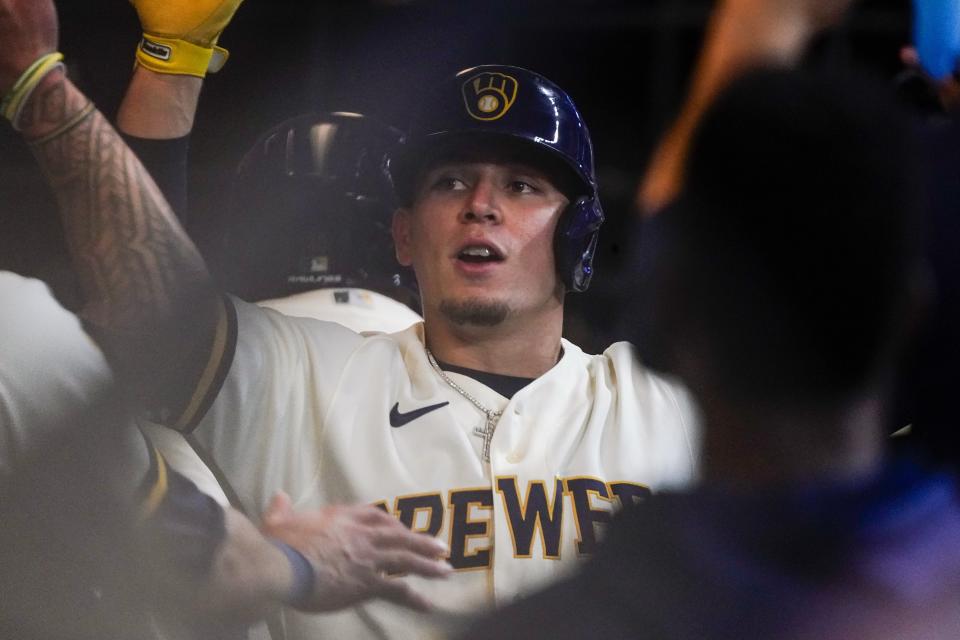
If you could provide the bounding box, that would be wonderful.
[641,67,923,420]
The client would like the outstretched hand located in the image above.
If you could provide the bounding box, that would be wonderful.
[0,0,58,94]
[261,493,452,613]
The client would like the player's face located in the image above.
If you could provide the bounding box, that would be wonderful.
[393,158,569,326]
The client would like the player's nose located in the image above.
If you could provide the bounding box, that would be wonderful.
[460,176,501,224]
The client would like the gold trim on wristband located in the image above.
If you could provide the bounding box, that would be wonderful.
[26,101,96,147]
[134,34,230,78]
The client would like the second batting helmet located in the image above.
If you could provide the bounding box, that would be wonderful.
[389,65,604,293]
[220,112,414,302]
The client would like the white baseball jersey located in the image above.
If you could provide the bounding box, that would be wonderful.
[168,296,701,639]
[144,288,422,505]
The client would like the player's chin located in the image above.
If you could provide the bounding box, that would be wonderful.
[438,297,511,327]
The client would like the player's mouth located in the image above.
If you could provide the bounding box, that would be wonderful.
[453,242,505,275]
[455,243,504,264]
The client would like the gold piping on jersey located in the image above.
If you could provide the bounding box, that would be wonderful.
[173,296,238,433]
[139,446,169,521]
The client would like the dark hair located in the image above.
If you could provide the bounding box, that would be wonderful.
[645,67,921,405]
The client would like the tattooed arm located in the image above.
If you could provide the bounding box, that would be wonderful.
[1,0,218,407]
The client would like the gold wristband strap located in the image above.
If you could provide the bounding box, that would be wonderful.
[1,52,66,130]
[26,101,96,147]
[135,34,230,78]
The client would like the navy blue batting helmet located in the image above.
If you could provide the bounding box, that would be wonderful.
[221,112,416,302]
[389,65,604,293]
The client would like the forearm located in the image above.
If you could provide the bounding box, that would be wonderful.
[20,68,217,387]
[121,133,190,223]
[197,507,293,621]
[117,65,202,139]
[117,66,201,221]
[677,0,819,125]
[638,0,852,214]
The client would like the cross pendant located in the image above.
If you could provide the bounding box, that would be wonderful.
[472,411,502,462]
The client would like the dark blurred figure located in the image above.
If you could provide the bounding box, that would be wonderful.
[890,50,960,470]
[466,68,960,640]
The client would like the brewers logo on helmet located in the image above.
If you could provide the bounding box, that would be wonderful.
[462,71,519,121]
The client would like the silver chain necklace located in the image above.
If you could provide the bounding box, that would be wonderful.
[426,348,502,463]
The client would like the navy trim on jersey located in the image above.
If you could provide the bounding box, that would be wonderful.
[183,433,248,513]
[434,359,534,399]
[175,295,239,434]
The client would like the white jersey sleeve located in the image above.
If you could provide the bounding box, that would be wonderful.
[172,296,366,514]
[149,287,422,511]
[606,341,702,490]
[0,272,115,476]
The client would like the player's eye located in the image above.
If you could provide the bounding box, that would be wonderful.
[507,180,537,194]
[431,175,467,191]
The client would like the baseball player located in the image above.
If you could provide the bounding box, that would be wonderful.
[0,4,700,640]
[221,111,423,332]
[186,66,700,639]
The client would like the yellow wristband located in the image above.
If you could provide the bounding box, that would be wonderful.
[135,34,229,78]
[1,52,65,128]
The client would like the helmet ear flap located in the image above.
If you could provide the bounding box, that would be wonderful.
[555,196,604,293]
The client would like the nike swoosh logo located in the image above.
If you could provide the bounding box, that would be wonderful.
[389,401,450,428]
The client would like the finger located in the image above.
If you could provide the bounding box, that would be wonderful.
[900,46,920,68]
[263,491,293,525]
[354,504,403,526]
[372,528,449,558]
[376,550,453,579]
[374,577,433,613]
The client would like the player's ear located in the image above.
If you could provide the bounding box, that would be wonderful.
[392,208,414,266]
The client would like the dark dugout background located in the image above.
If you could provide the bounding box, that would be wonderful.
[0,0,910,352]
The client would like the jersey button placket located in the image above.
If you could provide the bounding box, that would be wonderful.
[503,405,522,464]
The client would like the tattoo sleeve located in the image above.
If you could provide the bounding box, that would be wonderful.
[22,70,218,409]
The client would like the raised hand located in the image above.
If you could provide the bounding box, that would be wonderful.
[129,0,246,77]
[0,0,58,95]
